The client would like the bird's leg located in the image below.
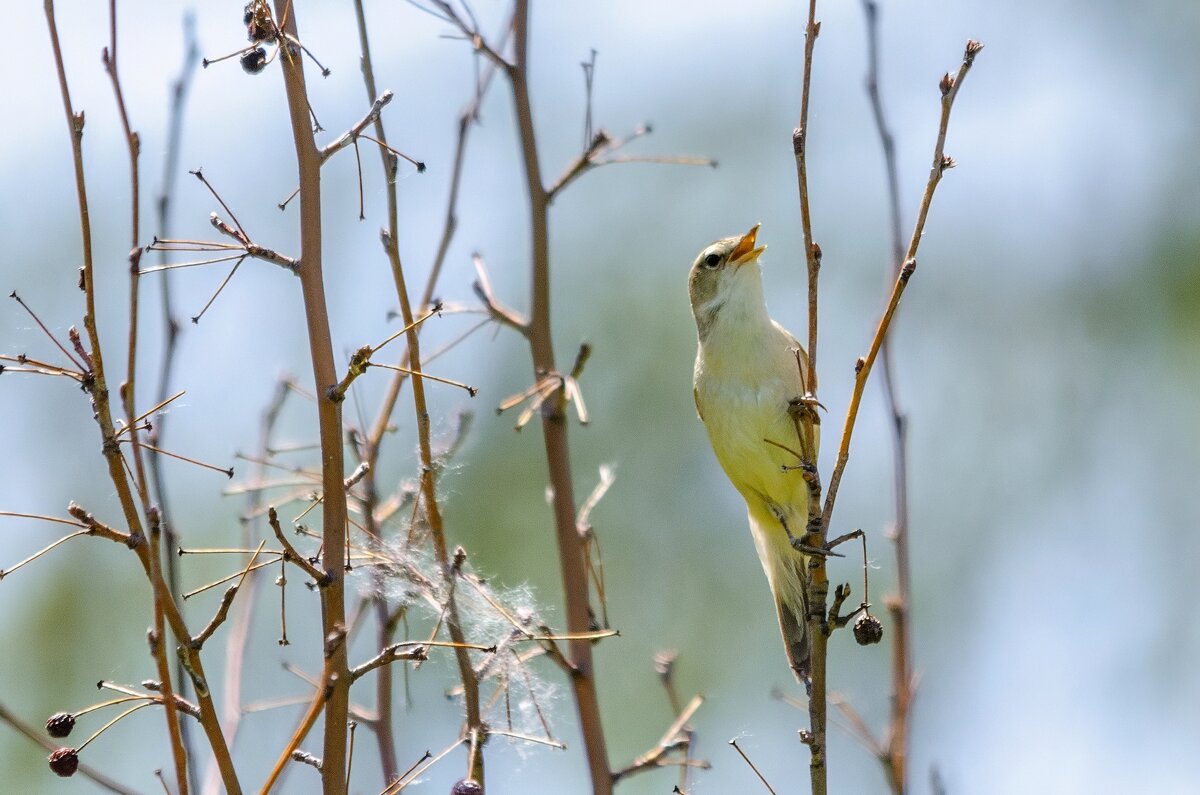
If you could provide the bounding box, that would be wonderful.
[773,505,844,558]
[787,394,824,459]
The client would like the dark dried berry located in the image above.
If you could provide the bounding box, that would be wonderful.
[853,612,884,646]
[247,19,270,43]
[451,779,483,795]
[240,47,268,75]
[45,712,76,738]
[49,748,79,777]
[244,1,274,43]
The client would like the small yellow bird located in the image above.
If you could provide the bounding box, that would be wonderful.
[689,224,817,682]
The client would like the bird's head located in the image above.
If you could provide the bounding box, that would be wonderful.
[688,224,767,334]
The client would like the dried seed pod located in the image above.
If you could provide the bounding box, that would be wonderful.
[240,47,268,75]
[45,712,76,739]
[853,612,884,646]
[451,779,483,795]
[244,1,276,44]
[48,748,79,777]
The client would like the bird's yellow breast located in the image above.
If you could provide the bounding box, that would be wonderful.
[694,320,813,520]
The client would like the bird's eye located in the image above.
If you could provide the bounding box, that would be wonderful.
[703,253,722,269]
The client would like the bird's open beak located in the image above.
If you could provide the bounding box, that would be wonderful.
[730,224,766,266]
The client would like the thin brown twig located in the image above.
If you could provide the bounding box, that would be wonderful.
[148,231,299,274]
[860,2,915,791]
[0,510,87,529]
[0,530,90,579]
[268,506,327,584]
[428,0,513,71]
[144,507,188,795]
[103,0,153,531]
[147,19,197,604]
[384,735,466,794]
[366,362,478,397]
[319,91,394,162]
[135,442,234,478]
[348,639,492,683]
[189,168,249,241]
[795,0,823,400]
[44,4,240,789]
[260,666,333,793]
[488,728,567,749]
[505,2,612,788]
[355,0,485,784]
[190,541,267,647]
[181,559,280,600]
[829,693,885,758]
[202,377,291,790]
[361,14,508,468]
[472,253,529,335]
[611,695,705,783]
[821,39,984,531]
[7,292,85,373]
[730,739,777,795]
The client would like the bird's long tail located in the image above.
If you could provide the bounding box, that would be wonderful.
[749,507,811,684]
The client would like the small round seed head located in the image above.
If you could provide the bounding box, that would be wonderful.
[45,712,76,739]
[49,748,79,777]
[240,47,268,75]
[854,612,884,646]
[451,779,483,795]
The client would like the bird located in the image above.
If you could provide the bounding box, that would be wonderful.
[688,224,818,683]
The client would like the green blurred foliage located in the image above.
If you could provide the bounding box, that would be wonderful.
[2,1,1199,793]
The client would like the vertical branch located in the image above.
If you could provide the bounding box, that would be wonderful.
[102,0,150,512]
[794,0,822,395]
[270,3,350,792]
[350,5,402,781]
[821,41,983,530]
[507,2,612,791]
[379,226,486,779]
[45,0,242,789]
[150,18,199,791]
[102,5,188,792]
[202,380,290,795]
[354,7,507,787]
[352,1,484,785]
[860,3,912,792]
[813,35,981,790]
[145,509,189,794]
[791,3,830,794]
[362,15,506,464]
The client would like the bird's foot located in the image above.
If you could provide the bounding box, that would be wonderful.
[781,459,820,488]
[790,538,846,558]
[787,393,825,422]
[772,507,843,557]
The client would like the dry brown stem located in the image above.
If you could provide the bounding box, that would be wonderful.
[505,2,612,788]
[270,2,352,791]
[860,2,914,790]
[43,2,240,789]
[353,0,485,785]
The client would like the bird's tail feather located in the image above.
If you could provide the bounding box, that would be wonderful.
[749,509,811,684]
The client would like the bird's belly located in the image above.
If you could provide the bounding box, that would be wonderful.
[699,379,809,516]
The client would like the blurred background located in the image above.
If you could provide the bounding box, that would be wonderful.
[3,1,1199,792]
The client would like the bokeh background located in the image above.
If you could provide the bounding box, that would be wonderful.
[3,1,1198,793]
